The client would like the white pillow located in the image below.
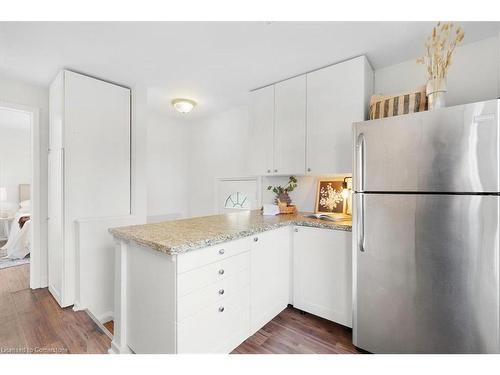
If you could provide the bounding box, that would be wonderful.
[19,200,31,209]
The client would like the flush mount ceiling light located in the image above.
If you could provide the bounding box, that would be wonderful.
[171,98,197,114]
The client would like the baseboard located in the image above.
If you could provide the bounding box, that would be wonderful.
[84,308,113,340]
[72,301,84,311]
[109,341,133,354]
[48,285,62,306]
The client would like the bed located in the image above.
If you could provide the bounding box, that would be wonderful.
[0,184,31,260]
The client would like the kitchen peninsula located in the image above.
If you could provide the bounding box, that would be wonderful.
[108,210,352,354]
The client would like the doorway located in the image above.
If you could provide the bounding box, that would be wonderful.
[0,102,41,289]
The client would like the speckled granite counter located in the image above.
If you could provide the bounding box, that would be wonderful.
[109,210,352,255]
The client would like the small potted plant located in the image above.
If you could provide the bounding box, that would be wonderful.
[267,176,298,214]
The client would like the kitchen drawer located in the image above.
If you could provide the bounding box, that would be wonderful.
[177,236,256,274]
[177,251,250,297]
[177,267,250,321]
[177,285,250,353]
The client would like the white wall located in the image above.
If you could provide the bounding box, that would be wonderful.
[187,106,250,217]
[374,36,499,106]
[0,112,31,210]
[147,109,190,221]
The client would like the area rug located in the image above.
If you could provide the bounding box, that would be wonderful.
[0,244,30,269]
[0,257,30,270]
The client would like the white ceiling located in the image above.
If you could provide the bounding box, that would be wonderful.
[0,108,31,131]
[0,21,498,119]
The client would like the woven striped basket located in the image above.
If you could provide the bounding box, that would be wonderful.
[369,86,428,120]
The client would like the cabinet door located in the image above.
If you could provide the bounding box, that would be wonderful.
[48,149,64,306]
[49,71,64,150]
[293,226,352,327]
[247,86,274,176]
[250,227,290,334]
[306,56,371,174]
[65,71,131,219]
[274,76,306,175]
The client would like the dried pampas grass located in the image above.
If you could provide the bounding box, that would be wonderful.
[417,22,465,80]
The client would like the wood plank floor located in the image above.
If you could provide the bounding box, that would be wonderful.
[103,320,114,335]
[232,306,364,354]
[1,264,363,354]
[0,264,110,354]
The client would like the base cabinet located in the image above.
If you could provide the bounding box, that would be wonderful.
[250,227,290,334]
[111,225,351,354]
[293,226,353,327]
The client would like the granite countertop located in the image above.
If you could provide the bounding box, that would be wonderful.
[109,210,352,255]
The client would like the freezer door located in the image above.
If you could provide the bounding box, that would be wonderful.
[353,100,499,193]
[353,193,500,353]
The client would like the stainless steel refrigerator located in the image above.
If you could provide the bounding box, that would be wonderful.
[352,99,500,354]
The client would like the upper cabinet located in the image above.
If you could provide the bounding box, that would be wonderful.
[247,55,373,176]
[247,85,275,176]
[274,75,307,175]
[306,56,373,175]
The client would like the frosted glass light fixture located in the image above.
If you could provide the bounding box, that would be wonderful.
[171,98,197,113]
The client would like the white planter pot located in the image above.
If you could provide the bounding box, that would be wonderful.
[426,78,447,110]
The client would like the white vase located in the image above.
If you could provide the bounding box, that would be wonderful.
[426,78,447,110]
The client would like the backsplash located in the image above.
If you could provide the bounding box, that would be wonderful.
[262,174,352,214]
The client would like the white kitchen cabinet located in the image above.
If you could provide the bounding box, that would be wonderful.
[247,85,275,176]
[306,56,373,175]
[293,226,352,327]
[48,70,131,307]
[274,75,307,175]
[111,227,296,353]
[247,55,372,177]
[250,227,290,333]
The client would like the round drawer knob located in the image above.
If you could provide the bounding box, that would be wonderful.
[219,306,225,312]
[253,237,258,242]
[218,269,225,275]
[274,169,278,173]
[267,169,271,173]
[219,249,225,255]
[219,289,225,295]
[307,168,311,172]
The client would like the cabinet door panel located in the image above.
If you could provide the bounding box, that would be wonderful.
[274,76,306,175]
[65,71,131,219]
[247,86,274,176]
[306,56,370,174]
[49,71,64,150]
[293,226,352,327]
[48,149,64,305]
[250,227,290,333]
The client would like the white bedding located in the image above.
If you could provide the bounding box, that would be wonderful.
[0,210,31,260]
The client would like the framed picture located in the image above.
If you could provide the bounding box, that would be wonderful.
[315,179,345,214]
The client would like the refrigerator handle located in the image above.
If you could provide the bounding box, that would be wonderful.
[356,133,366,252]
[357,193,365,252]
[356,133,365,192]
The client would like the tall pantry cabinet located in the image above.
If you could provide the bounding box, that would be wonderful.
[48,71,131,307]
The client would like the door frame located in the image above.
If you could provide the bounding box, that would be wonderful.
[0,100,43,289]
